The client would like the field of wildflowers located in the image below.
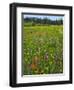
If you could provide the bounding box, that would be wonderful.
[22,25,63,75]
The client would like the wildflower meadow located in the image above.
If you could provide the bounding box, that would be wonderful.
[22,15,63,75]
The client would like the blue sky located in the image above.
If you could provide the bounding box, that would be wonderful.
[23,14,64,21]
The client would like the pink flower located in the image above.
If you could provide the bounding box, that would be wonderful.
[44,53,49,61]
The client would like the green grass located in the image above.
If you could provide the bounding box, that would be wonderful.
[22,25,63,75]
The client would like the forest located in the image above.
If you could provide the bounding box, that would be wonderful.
[24,17,63,26]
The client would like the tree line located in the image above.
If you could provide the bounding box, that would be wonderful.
[24,17,63,26]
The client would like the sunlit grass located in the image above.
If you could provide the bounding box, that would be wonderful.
[22,25,63,75]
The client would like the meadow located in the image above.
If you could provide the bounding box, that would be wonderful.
[22,25,63,75]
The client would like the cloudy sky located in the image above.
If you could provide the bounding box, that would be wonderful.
[23,14,64,21]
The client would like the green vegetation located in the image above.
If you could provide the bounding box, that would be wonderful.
[22,25,63,75]
[24,17,63,26]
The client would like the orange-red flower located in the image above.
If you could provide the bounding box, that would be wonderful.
[30,63,36,70]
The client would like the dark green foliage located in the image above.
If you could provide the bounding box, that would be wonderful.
[24,17,63,26]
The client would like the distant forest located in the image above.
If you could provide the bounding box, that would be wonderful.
[24,17,63,26]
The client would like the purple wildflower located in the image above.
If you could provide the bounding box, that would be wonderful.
[44,53,49,61]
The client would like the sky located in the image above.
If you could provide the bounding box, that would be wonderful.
[23,14,64,21]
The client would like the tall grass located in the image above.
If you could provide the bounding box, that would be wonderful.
[22,25,63,75]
